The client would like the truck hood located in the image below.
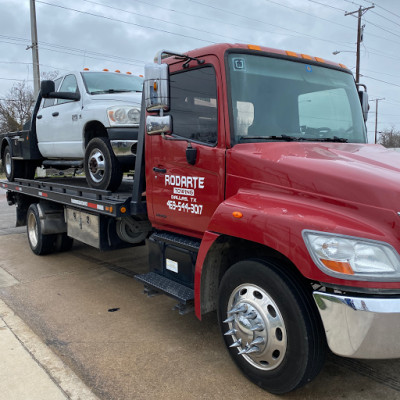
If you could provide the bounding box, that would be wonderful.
[228,142,400,211]
[88,91,142,106]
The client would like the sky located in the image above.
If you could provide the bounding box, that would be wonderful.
[0,0,399,143]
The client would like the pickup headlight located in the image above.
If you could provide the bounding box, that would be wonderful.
[302,230,400,281]
[107,106,140,126]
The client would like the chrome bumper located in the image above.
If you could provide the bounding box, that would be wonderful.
[313,291,400,359]
[110,140,137,157]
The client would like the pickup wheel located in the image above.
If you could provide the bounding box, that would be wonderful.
[27,204,56,255]
[3,145,23,181]
[218,259,326,394]
[84,137,123,191]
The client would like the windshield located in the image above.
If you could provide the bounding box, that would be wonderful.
[82,72,143,94]
[228,53,367,144]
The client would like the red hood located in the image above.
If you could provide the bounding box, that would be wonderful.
[227,142,400,211]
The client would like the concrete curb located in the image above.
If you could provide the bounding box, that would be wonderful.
[0,299,100,400]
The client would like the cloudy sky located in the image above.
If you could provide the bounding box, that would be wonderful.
[1,0,399,143]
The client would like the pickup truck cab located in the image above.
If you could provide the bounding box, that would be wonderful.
[1,70,143,191]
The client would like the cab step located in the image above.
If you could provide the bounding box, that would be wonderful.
[134,272,194,304]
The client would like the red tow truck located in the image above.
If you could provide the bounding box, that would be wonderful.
[2,43,400,394]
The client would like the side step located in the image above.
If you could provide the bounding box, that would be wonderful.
[134,272,194,304]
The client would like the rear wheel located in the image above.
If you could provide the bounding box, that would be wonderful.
[84,137,122,191]
[27,204,56,255]
[2,145,36,181]
[218,259,326,394]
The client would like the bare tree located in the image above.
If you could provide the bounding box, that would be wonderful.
[0,81,35,133]
[41,70,59,81]
[378,127,400,148]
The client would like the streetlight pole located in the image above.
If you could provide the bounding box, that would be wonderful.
[29,0,40,97]
[372,98,385,144]
[345,5,374,84]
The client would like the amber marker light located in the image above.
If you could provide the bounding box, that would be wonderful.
[103,68,109,71]
[339,63,348,69]
[320,259,354,275]
[301,54,313,60]
[286,50,298,57]
[120,207,127,214]
[232,211,243,219]
[153,81,158,91]
[115,70,120,73]
[248,44,261,51]
[315,57,325,63]
[126,72,132,75]
[83,68,89,71]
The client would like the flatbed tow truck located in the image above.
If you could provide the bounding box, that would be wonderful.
[3,43,400,394]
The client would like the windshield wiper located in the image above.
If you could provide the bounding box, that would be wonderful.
[90,89,138,94]
[239,135,296,142]
[239,135,348,143]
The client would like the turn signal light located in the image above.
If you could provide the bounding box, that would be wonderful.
[232,211,243,219]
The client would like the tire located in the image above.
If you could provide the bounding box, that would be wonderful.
[2,145,36,181]
[26,204,56,255]
[3,145,23,181]
[218,259,326,394]
[54,233,74,252]
[84,137,122,191]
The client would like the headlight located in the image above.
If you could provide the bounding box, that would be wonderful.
[107,106,140,126]
[302,230,400,281]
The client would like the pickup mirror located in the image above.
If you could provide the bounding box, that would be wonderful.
[358,87,369,122]
[40,80,81,101]
[144,63,169,111]
[146,115,172,135]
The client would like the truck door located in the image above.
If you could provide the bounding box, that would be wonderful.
[147,59,226,236]
[36,74,84,158]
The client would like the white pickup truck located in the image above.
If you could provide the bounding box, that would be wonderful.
[1,70,143,191]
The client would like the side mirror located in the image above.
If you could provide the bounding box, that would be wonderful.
[358,88,368,122]
[40,80,55,98]
[144,63,169,111]
[40,80,81,101]
[146,115,172,135]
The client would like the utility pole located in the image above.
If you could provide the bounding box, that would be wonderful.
[371,98,384,144]
[345,5,374,84]
[29,0,40,97]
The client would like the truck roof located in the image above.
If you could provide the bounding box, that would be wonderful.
[164,42,349,73]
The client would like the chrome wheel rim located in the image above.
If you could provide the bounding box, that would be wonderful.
[224,283,287,371]
[88,149,105,183]
[27,212,39,248]
[5,151,11,175]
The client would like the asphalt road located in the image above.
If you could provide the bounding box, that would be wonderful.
[1,187,400,399]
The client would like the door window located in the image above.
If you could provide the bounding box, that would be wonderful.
[56,74,79,105]
[42,77,62,108]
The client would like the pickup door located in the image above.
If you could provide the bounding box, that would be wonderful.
[146,57,227,237]
[36,73,84,158]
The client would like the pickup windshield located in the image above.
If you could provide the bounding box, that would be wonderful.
[228,53,367,144]
[82,72,143,94]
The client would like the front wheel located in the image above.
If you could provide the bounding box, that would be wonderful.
[218,259,326,394]
[84,137,122,191]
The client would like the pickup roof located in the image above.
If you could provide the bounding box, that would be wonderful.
[1,70,143,191]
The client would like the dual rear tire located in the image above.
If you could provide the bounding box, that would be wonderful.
[3,145,36,181]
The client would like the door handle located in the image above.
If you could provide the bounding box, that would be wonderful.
[37,115,42,119]
[153,167,166,174]
[52,112,59,117]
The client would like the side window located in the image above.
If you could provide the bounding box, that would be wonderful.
[168,66,218,145]
[56,74,79,105]
[42,77,62,108]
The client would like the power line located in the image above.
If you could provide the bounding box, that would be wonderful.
[305,0,347,12]
[362,75,400,89]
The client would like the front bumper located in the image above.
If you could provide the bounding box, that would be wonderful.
[313,291,400,359]
[107,127,138,157]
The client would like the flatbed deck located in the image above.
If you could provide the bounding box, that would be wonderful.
[1,177,142,217]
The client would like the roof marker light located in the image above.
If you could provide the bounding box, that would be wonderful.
[315,57,325,63]
[115,70,120,73]
[248,44,261,51]
[126,71,132,75]
[103,68,109,71]
[83,67,89,71]
[286,50,299,57]
[339,63,348,69]
[301,54,313,60]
